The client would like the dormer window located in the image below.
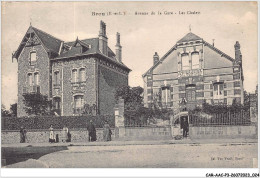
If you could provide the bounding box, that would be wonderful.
[181,53,190,70]
[30,52,36,65]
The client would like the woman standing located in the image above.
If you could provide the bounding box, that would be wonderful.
[49,124,55,143]
[62,125,69,143]
[103,122,112,141]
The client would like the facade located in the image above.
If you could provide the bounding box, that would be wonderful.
[143,32,244,113]
[13,21,131,117]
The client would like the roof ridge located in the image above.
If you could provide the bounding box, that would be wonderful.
[65,37,98,44]
[32,26,64,42]
[177,32,202,43]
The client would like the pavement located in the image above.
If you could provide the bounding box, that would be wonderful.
[2,141,258,168]
[2,137,258,148]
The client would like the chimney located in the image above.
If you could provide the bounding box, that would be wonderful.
[99,20,108,56]
[234,41,242,65]
[115,32,122,63]
[153,52,159,65]
[212,39,215,47]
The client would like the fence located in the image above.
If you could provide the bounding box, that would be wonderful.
[124,118,150,127]
[189,110,251,126]
[1,115,115,130]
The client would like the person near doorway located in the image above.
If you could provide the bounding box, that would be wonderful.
[183,117,189,138]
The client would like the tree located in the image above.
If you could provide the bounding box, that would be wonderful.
[115,85,147,124]
[1,104,10,117]
[23,93,52,116]
[10,103,17,117]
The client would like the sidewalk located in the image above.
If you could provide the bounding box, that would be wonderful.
[2,138,257,148]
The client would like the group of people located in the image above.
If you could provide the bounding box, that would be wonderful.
[49,125,71,143]
[87,120,112,142]
[48,120,112,143]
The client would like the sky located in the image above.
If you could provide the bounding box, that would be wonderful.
[1,1,258,109]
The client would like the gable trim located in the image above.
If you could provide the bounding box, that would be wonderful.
[142,44,177,77]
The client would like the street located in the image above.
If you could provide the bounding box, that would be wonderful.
[3,142,258,168]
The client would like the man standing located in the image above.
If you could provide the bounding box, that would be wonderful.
[183,117,189,138]
[20,126,26,143]
[87,120,96,142]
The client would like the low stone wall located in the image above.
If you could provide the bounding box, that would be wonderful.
[1,128,115,144]
[189,125,258,139]
[116,126,172,140]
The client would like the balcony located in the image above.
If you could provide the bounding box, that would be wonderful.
[23,85,40,94]
[53,83,61,89]
[71,81,86,91]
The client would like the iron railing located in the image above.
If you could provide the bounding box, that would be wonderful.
[189,110,251,126]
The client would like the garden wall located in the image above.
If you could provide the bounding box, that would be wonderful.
[116,126,172,141]
[189,125,258,139]
[1,128,115,144]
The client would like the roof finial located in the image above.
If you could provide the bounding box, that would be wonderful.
[212,39,215,47]
[189,24,191,32]
[30,17,32,26]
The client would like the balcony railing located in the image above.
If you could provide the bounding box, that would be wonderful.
[22,85,40,94]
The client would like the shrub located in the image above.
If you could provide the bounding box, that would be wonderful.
[1,115,115,130]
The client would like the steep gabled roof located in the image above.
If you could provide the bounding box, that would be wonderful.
[32,26,63,54]
[143,32,235,77]
[177,32,202,43]
[13,25,131,72]
[59,38,99,58]
[56,38,130,71]
[142,44,177,77]
[13,26,63,59]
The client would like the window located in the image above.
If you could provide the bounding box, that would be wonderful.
[79,68,86,82]
[72,69,78,83]
[28,73,33,86]
[30,52,36,65]
[54,71,60,85]
[74,95,84,114]
[186,88,196,102]
[34,72,39,85]
[213,83,224,99]
[181,53,190,70]
[161,87,171,106]
[53,97,61,115]
[191,52,199,69]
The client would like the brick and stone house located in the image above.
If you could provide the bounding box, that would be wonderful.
[13,21,131,117]
[143,31,244,113]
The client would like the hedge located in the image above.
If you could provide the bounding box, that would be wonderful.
[1,115,115,130]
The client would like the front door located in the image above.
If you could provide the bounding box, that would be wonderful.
[186,86,196,110]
